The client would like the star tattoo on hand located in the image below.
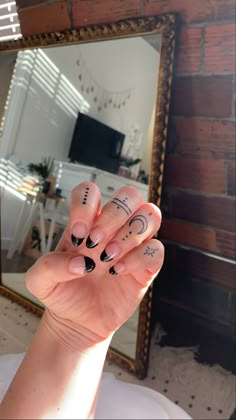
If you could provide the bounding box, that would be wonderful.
[144,246,158,257]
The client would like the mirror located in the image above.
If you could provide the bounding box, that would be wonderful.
[0,15,176,378]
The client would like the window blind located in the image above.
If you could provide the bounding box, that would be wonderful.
[0,0,21,41]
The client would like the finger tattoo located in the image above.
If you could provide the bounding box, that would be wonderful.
[82,187,90,205]
[111,197,132,216]
[122,214,148,241]
[144,246,158,257]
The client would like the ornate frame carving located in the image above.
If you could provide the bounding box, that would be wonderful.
[0,14,177,378]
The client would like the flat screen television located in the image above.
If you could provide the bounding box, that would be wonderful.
[68,113,125,174]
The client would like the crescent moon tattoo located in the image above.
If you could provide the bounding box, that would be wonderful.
[128,214,148,235]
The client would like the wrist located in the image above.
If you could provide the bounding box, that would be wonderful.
[42,309,113,354]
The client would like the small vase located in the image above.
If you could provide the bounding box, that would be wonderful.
[42,179,51,195]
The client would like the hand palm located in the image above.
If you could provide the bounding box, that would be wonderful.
[37,239,150,337]
[26,183,163,340]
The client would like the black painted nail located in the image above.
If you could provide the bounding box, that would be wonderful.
[109,266,118,275]
[86,236,98,248]
[71,234,84,247]
[100,250,113,262]
[84,257,96,273]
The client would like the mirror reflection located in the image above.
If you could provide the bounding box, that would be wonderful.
[0,34,161,360]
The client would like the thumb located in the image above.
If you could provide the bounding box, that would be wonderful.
[25,251,95,299]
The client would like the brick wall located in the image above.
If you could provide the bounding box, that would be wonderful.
[15,0,236,333]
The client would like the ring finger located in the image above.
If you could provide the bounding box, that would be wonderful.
[100,203,161,263]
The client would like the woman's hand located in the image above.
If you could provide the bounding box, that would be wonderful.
[26,182,164,345]
[0,182,165,419]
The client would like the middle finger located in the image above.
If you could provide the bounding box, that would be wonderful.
[86,185,144,248]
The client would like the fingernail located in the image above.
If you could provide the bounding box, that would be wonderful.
[109,262,126,275]
[100,242,121,262]
[69,256,96,274]
[71,223,87,247]
[86,227,104,248]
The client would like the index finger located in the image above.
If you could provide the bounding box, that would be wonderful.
[57,182,101,251]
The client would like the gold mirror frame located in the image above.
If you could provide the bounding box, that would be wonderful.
[0,13,177,378]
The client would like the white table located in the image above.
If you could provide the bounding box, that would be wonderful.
[7,196,68,259]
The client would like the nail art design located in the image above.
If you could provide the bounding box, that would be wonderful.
[69,256,95,274]
[71,234,84,247]
[84,256,96,272]
[100,250,113,262]
[86,236,98,248]
[111,197,132,216]
[144,246,158,257]
[86,227,104,248]
[82,187,90,205]
[109,266,118,275]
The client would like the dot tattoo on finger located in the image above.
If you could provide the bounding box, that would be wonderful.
[82,187,90,205]
[144,246,158,257]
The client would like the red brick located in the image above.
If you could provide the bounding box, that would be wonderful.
[160,218,216,252]
[172,75,233,118]
[216,231,236,259]
[204,23,236,72]
[170,190,236,232]
[176,27,202,73]
[227,161,236,195]
[143,0,236,24]
[164,155,226,193]
[18,0,70,36]
[174,118,236,160]
[71,0,141,27]
[163,243,236,290]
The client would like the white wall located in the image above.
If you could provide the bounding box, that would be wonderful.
[1,37,159,168]
[7,49,89,164]
[46,38,160,168]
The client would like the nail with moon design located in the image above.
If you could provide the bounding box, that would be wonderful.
[71,222,87,247]
[100,242,121,262]
[86,226,105,248]
[109,262,126,275]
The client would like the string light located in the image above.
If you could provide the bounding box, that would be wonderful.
[76,51,133,111]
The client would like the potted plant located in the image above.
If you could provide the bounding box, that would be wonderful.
[28,157,55,195]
